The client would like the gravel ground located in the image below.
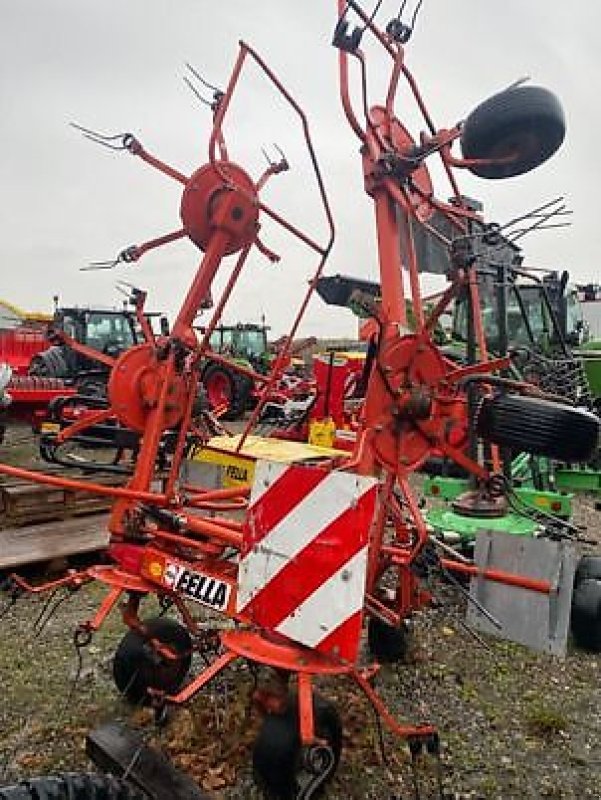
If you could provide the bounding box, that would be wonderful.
[0,427,600,798]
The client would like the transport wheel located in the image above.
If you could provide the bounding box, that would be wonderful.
[202,364,248,420]
[575,555,601,586]
[112,617,192,704]
[367,617,410,663]
[460,85,565,178]
[0,772,146,799]
[570,579,601,652]
[253,696,342,800]
[476,394,599,463]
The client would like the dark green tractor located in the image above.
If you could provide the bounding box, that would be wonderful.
[201,323,270,421]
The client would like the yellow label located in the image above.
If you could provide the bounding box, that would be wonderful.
[308,418,337,449]
[40,422,61,434]
[195,447,255,488]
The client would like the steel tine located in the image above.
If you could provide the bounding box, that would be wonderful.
[261,146,274,167]
[273,142,289,169]
[70,122,130,150]
[81,259,120,272]
[183,76,212,107]
[185,61,221,94]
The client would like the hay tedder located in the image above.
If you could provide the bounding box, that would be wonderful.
[1,2,600,798]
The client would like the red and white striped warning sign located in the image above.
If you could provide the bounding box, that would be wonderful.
[237,460,378,663]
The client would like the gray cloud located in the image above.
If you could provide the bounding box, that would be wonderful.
[1,1,598,336]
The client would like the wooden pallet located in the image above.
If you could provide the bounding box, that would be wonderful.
[0,470,118,528]
[0,514,109,570]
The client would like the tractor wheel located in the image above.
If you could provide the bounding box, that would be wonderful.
[476,394,599,463]
[570,579,601,652]
[202,364,248,421]
[575,555,601,586]
[28,346,69,379]
[460,85,565,179]
[367,617,410,663]
[112,617,192,704]
[253,696,342,800]
[0,773,146,799]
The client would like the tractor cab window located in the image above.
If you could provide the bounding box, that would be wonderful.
[453,281,500,349]
[62,317,78,340]
[210,329,233,354]
[512,286,553,350]
[565,292,587,345]
[452,281,553,353]
[85,313,135,353]
[233,328,266,359]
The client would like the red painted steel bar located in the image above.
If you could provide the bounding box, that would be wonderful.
[0,462,168,505]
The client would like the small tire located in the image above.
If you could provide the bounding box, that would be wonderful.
[476,394,599,463]
[253,696,342,800]
[575,555,601,586]
[571,578,601,652]
[0,773,146,799]
[461,85,565,179]
[367,617,410,663]
[112,617,192,704]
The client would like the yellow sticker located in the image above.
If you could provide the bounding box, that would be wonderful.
[40,422,61,434]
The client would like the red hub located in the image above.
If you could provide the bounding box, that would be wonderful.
[107,343,186,433]
[180,161,259,254]
[363,332,467,471]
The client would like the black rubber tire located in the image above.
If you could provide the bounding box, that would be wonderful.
[0,773,146,799]
[570,578,601,652]
[202,363,248,421]
[253,696,342,800]
[112,617,192,704]
[575,555,601,586]
[461,85,565,178]
[367,617,410,663]
[476,394,599,463]
[28,346,69,379]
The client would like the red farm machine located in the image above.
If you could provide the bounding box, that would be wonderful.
[1,3,599,799]
[0,293,168,439]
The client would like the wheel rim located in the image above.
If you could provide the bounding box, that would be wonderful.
[205,371,232,409]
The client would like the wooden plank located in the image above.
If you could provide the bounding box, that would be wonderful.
[86,722,209,800]
[0,474,119,527]
[0,514,109,569]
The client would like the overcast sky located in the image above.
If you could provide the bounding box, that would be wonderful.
[1,1,599,338]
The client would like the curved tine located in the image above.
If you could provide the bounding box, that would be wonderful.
[499,196,565,232]
[409,0,424,30]
[261,146,274,167]
[273,142,289,169]
[183,76,212,107]
[185,61,221,94]
[114,282,130,298]
[364,0,384,30]
[70,122,131,150]
[81,264,117,271]
[395,0,409,19]
[115,279,136,291]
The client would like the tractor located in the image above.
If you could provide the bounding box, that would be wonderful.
[200,322,269,420]
[29,303,163,394]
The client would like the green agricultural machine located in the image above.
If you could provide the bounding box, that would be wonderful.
[201,322,270,420]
